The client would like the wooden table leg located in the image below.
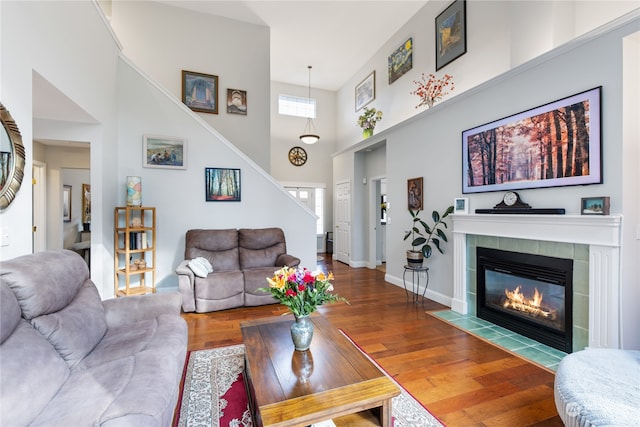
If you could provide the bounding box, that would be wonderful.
[380,399,392,427]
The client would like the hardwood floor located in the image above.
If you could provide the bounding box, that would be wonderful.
[181,254,562,427]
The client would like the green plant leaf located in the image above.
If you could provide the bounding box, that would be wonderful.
[436,228,448,241]
[422,245,432,258]
[432,210,440,222]
[432,238,444,254]
[412,237,426,246]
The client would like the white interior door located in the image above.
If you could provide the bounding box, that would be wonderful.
[32,161,46,252]
[287,187,315,212]
[335,181,351,264]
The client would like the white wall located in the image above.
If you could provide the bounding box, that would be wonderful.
[335,0,513,150]
[621,32,640,349]
[0,1,120,296]
[335,13,640,348]
[270,81,336,239]
[1,1,316,300]
[117,58,317,291]
[335,0,639,149]
[110,1,272,172]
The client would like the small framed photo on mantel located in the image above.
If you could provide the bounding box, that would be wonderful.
[454,197,469,214]
[581,196,610,215]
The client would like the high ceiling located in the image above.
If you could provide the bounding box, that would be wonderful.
[156,1,428,91]
[33,1,428,131]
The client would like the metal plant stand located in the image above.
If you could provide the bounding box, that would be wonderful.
[402,265,430,304]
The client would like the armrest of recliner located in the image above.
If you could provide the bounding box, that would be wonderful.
[276,254,301,268]
[175,260,196,312]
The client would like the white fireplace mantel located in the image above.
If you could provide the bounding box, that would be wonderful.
[452,214,622,349]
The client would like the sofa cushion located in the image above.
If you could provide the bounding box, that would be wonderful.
[1,250,107,368]
[76,314,187,371]
[185,229,240,271]
[31,281,108,368]
[195,271,245,301]
[238,228,287,269]
[0,282,21,344]
[31,350,183,427]
[243,266,280,306]
[1,320,70,427]
[1,249,90,319]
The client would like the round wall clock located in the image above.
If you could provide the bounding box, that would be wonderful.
[288,146,307,166]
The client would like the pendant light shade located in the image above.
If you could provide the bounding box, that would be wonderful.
[300,65,319,144]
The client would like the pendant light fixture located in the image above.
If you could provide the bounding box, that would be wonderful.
[299,65,320,144]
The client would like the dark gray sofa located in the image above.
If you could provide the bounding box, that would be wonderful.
[0,249,187,426]
[175,228,300,313]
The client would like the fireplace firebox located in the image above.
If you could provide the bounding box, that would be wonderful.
[477,247,573,353]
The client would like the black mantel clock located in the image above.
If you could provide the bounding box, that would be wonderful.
[494,191,531,210]
[476,191,565,214]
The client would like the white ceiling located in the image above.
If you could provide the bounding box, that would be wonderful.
[156,1,429,91]
[32,1,428,128]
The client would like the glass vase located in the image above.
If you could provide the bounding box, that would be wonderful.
[290,315,314,351]
[362,128,373,139]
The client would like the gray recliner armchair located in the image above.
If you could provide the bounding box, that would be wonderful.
[175,227,300,313]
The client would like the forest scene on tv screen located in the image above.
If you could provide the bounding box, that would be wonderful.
[462,87,601,193]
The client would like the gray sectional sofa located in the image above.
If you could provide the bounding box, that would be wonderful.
[0,249,188,426]
[175,228,300,313]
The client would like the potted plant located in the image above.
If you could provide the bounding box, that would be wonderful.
[410,73,455,109]
[403,205,454,267]
[357,107,383,139]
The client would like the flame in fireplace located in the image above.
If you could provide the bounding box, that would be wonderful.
[503,285,556,319]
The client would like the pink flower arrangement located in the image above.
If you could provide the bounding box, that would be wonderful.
[410,73,454,108]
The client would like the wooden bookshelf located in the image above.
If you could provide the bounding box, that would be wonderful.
[114,206,156,297]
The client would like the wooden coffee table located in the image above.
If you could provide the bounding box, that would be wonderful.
[241,315,400,427]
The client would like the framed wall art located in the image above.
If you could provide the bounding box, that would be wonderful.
[355,71,375,112]
[388,38,413,84]
[435,0,467,70]
[63,185,71,222]
[227,89,247,115]
[82,183,91,225]
[581,196,610,215]
[143,135,187,169]
[182,70,219,114]
[462,86,602,194]
[407,177,423,211]
[205,167,241,202]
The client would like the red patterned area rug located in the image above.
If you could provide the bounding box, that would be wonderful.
[174,342,443,427]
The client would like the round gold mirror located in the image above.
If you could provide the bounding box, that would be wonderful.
[0,103,26,209]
